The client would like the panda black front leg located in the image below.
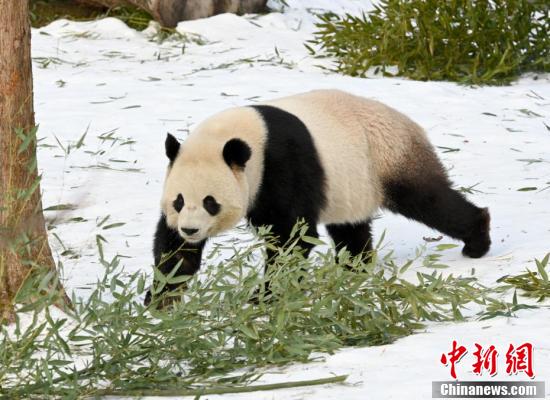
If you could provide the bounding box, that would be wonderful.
[145,214,206,306]
[252,220,319,301]
[264,221,319,270]
[326,220,373,263]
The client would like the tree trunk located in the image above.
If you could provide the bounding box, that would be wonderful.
[0,0,68,323]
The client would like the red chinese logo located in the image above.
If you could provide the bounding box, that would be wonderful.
[440,340,468,379]
[472,343,498,376]
[441,342,535,379]
[506,343,534,378]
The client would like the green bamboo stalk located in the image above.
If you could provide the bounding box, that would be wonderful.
[93,374,348,397]
[12,348,152,396]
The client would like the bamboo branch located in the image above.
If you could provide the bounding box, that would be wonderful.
[93,375,348,397]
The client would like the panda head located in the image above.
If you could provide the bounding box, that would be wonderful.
[161,133,252,243]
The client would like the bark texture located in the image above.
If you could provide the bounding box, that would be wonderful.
[0,0,64,323]
[78,0,268,27]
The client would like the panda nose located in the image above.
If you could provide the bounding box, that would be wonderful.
[181,227,199,236]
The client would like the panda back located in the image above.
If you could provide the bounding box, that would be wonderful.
[264,90,392,224]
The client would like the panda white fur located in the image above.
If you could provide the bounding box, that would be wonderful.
[148,89,491,301]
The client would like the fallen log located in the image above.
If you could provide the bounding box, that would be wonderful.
[78,0,268,27]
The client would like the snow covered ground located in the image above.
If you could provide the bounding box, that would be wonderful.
[31,0,549,398]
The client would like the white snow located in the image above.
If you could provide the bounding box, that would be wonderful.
[29,0,550,398]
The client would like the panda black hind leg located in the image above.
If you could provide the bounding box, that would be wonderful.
[326,220,373,262]
[383,175,491,258]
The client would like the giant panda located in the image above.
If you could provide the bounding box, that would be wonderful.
[147,89,491,303]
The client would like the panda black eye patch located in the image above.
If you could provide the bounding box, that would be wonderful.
[173,194,184,213]
[203,195,221,216]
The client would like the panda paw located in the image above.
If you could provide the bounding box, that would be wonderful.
[462,208,491,258]
[462,239,490,258]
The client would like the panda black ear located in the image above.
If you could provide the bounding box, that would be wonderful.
[165,133,180,162]
[223,138,251,170]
